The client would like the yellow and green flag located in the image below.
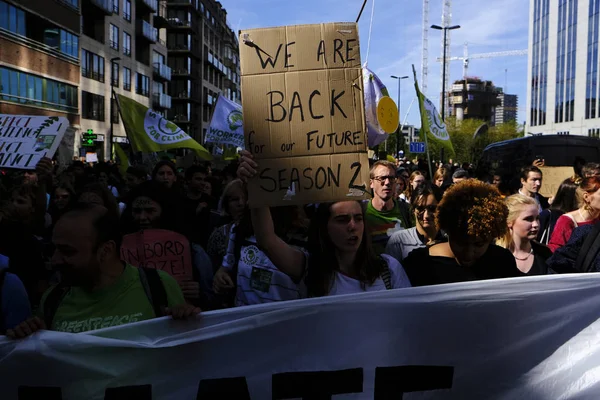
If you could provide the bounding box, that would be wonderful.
[117,95,212,160]
[412,66,455,158]
[113,142,130,178]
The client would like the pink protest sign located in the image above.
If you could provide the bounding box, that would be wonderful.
[121,229,193,282]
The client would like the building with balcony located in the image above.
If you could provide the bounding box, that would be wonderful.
[448,77,501,123]
[166,0,240,144]
[495,92,518,125]
[79,0,171,160]
[0,0,81,164]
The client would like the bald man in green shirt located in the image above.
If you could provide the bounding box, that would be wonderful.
[7,205,199,338]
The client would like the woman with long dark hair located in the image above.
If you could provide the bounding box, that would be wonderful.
[537,178,579,245]
[233,151,410,297]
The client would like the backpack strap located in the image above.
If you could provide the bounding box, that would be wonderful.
[138,267,168,317]
[575,223,600,272]
[0,269,6,329]
[379,257,392,290]
[43,285,70,329]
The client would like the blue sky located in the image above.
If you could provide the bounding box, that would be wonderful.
[222,0,530,128]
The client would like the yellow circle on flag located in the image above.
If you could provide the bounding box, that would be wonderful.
[377,96,399,134]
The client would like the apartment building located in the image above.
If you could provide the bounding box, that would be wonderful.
[0,0,80,162]
[166,0,240,144]
[79,0,171,160]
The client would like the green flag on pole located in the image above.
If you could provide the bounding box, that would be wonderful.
[412,65,455,158]
[117,95,212,160]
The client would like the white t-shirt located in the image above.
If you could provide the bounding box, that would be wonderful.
[327,254,411,296]
[222,225,307,306]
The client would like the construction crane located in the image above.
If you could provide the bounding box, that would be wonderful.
[421,0,429,94]
[437,42,528,79]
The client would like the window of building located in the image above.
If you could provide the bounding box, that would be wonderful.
[110,24,119,50]
[123,67,132,91]
[81,49,105,82]
[153,51,166,65]
[113,0,119,13]
[136,73,149,97]
[62,0,79,9]
[200,1,204,12]
[0,66,78,113]
[59,30,79,59]
[82,91,105,121]
[123,0,131,22]
[123,32,131,56]
[111,61,119,87]
[0,1,26,36]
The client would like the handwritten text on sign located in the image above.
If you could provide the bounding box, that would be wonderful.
[239,23,370,206]
[0,115,68,169]
[120,229,193,282]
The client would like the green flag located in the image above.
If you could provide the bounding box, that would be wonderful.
[117,95,212,160]
[412,67,455,158]
[113,142,130,178]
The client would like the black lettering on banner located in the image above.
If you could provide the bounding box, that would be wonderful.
[285,42,296,67]
[272,368,363,400]
[330,90,347,118]
[290,167,300,190]
[267,91,287,122]
[303,167,314,189]
[278,168,288,191]
[374,366,454,399]
[308,90,323,119]
[255,44,283,69]
[259,168,277,192]
[19,386,62,399]
[247,131,266,155]
[164,240,174,256]
[315,167,327,189]
[346,39,357,62]
[348,162,366,191]
[289,92,305,122]
[105,385,152,400]
[196,377,251,399]
[333,38,344,63]
[280,142,295,152]
[316,40,326,63]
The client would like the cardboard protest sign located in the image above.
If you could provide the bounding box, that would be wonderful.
[121,229,193,283]
[539,166,573,198]
[0,115,68,169]
[239,23,370,207]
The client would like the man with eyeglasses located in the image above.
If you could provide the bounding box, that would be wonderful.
[366,161,412,255]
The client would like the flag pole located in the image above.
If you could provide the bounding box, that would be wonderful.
[412,64,433,179]
[112,92,137,163]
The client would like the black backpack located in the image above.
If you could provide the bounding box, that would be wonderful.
[0,269,6,333]
[575,222,600,273]
[42,267,168,329]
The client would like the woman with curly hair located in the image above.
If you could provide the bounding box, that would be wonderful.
[403,180,521,286]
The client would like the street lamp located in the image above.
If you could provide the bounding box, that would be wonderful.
[109,56,121,161]
[431,24,460,121]
[390,75,409,158]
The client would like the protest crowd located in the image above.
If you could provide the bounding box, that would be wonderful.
[2,150,599,338]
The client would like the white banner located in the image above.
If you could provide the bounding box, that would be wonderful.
[205,95,244,148]
[0,115,68,169]
[2,275,600,399]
